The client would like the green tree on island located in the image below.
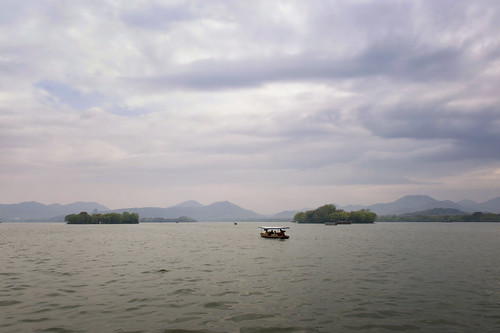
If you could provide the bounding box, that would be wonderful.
[348,209,377,223]
[293,204,376,223]
[328,209,350,223]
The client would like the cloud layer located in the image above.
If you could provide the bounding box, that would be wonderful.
[1,0,500,213]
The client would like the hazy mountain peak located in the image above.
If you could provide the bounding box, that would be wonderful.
[482,196,500,205]
[394,195,435,203]
[173,200,204,208]
[209,201,232,206]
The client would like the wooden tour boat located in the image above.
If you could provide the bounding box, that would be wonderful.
[259,226,290,239]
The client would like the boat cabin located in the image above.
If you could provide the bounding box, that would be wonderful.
[259,226,290,239]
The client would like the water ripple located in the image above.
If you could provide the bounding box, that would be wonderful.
[0,222,499,332]
[0,300,21,307]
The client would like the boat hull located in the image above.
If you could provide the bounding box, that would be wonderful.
[260,233,289,239]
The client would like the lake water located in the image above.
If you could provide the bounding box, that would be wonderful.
[1,222,499,332]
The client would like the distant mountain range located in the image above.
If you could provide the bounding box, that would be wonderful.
[1,195,499,222]
[0,201,109,221]
[110,200,266,222]
[341,195,500,216]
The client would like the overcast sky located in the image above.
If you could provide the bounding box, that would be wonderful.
[1,0,500,214]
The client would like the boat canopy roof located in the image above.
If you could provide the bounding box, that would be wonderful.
[258,226,290,230]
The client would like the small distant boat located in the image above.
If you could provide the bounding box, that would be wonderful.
[259,226,290,239]
[336,220,351,225]
[325,222,337,226]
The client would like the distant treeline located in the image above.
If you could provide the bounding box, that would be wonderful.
[140,216,196,222]
[65,211,139,224]
[293,204,376,224]
[378,212,500,222]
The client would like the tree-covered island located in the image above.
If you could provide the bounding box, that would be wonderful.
[293,204,377,224]
[65,211,139,224]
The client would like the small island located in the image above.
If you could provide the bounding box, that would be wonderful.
[65,211,139,224]
[293,204,376,224]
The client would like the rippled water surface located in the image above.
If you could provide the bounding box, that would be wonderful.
[1,222,499,332]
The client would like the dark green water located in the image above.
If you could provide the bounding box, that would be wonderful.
[1,222,499,332]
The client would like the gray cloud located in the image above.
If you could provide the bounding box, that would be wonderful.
[120,3,197,30]
[123,45,465,91]
[1,0,500,212]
